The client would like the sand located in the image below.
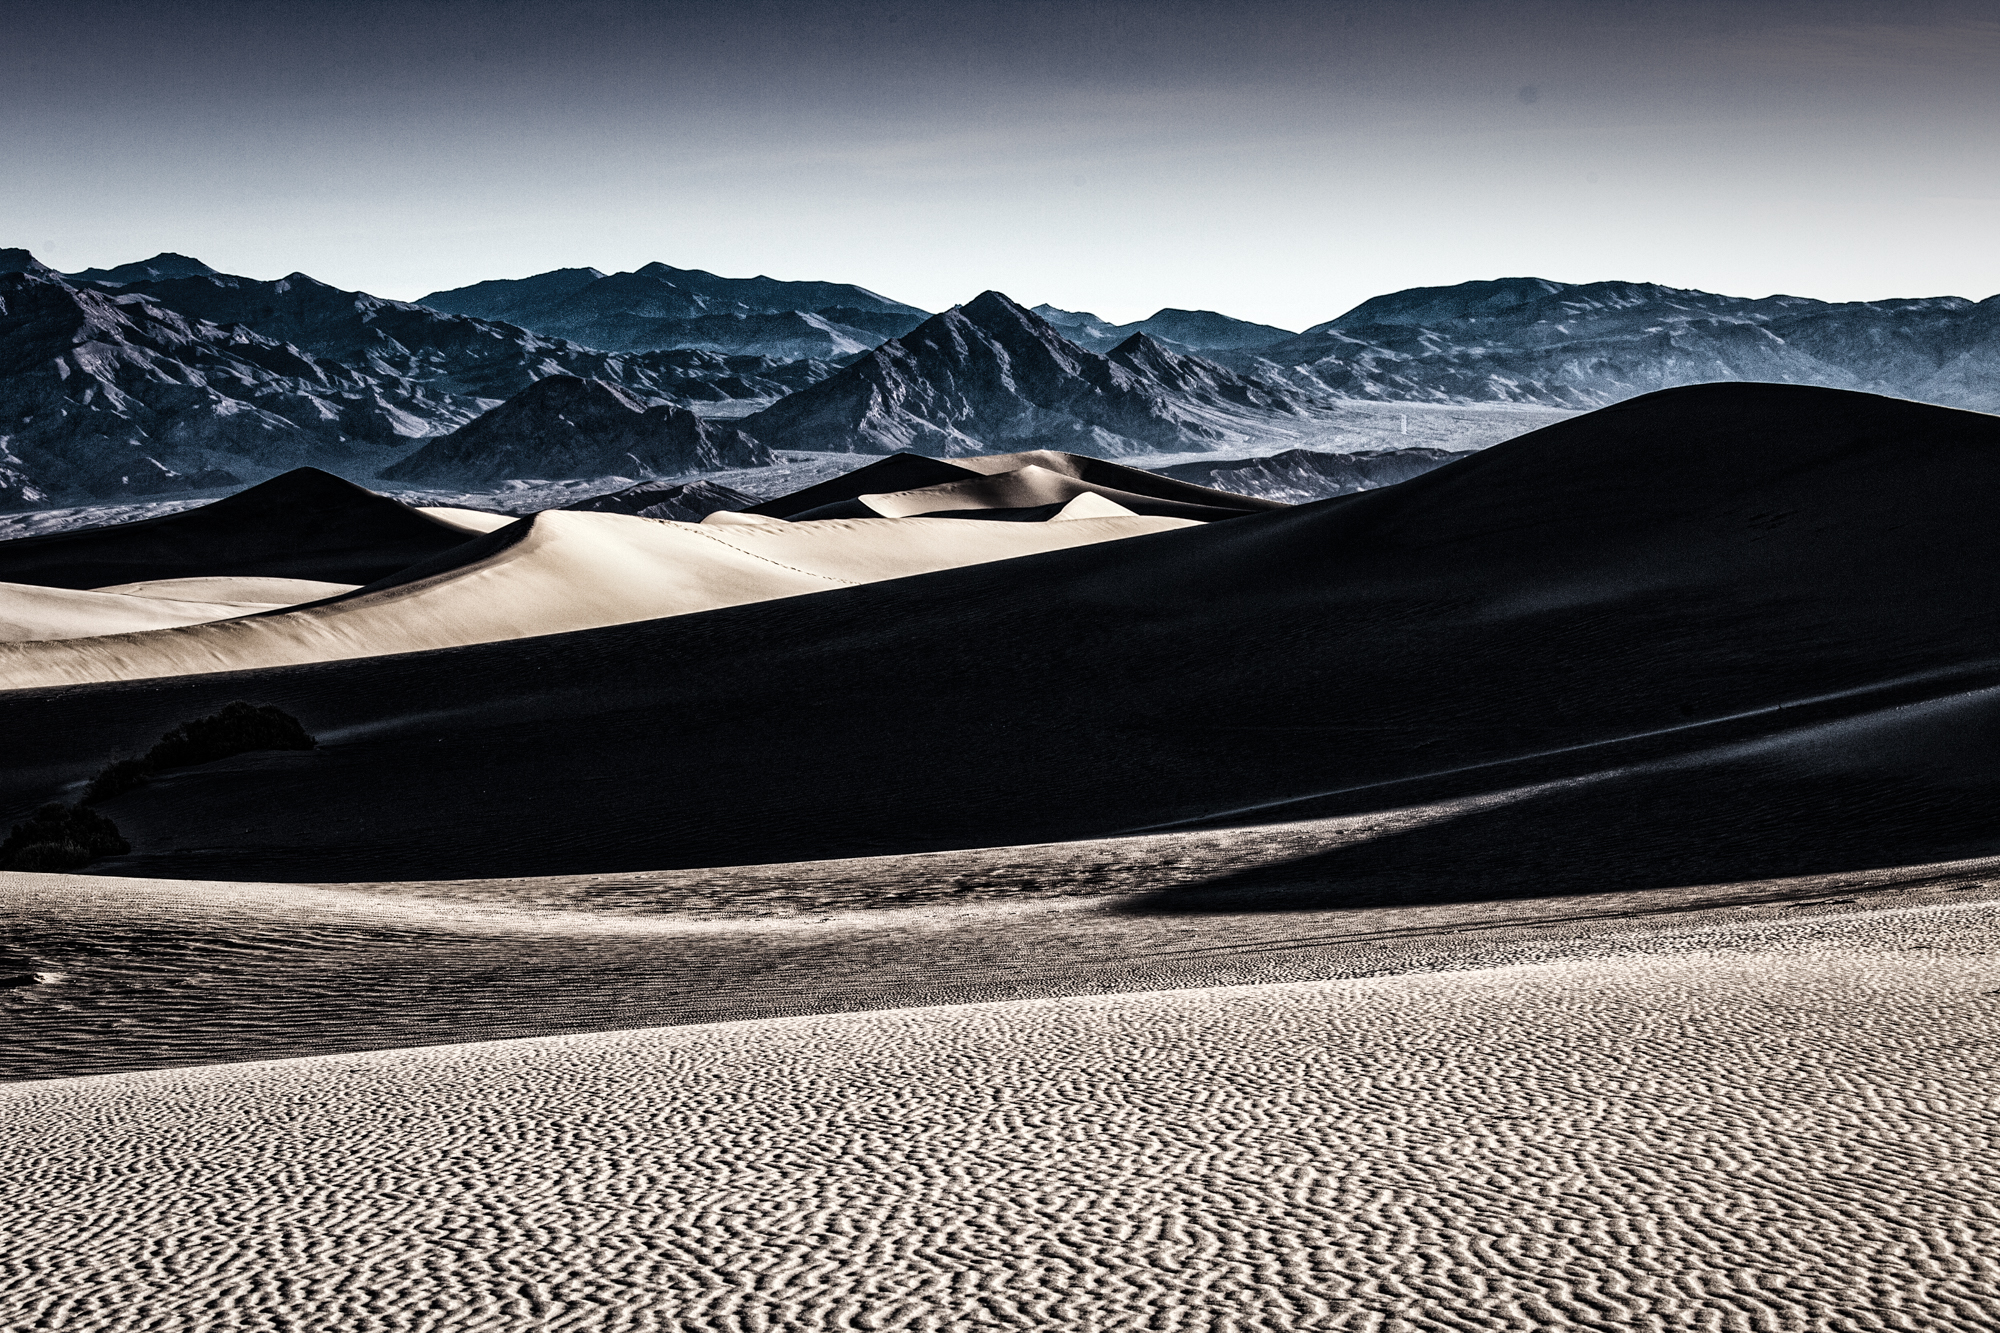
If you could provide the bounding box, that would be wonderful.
[0,468,482,589]
[5,899,1997,1331]
[6,827,1995,1079]
[849,463,1245,521]
[0,507,1192,688]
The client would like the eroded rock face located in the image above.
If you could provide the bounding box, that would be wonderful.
[380,376,771,486]
[1232,278,2000,412]
[737,291,1318,458]
[1151,446,1470,504]
[0,259,835,506]
[563,478,766,522]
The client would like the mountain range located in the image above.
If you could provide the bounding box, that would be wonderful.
[735,292,1323,457]
[0,250,834,505]
[421,263,928,360]
[381,376,769,486]
[1031,304,1299,354]
[6,246,1999,510]
[1236,277,2000,411]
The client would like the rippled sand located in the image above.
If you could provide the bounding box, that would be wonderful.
[6,901,1998,1331]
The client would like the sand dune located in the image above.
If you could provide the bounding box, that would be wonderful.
[9,385,2000,886]
[0,575,360,643]
[5,836,1990,1079]
[0,468,480,589]
[742,447,1285,519]
[89,575,361,603]
[791,461,1252,521]
[0,507,1194,688]
[410,506,518,534]
[0,581,291,643]
[5,901,1996,1331]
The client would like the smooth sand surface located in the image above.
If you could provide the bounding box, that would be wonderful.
[0,507,1193,688]
[0,468,480,589]
[743,448,1287,519]
[412,505,520,534]
[88,575,361,603]
[0,581,290,642]
[843,463,1238,521]
[5,901,1997,1331]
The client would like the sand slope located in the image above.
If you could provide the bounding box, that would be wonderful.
[0,575,357,642]
[792,462,1254,521]
[0,507,1194,688]
[12,384,2000,885]
[5,902,1997,1331]
[0,467,480,588]
[742,447,1286,519]
[6,844,1990,1080]
[0,582,284,642]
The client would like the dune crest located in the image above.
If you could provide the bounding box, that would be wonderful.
[0,507,1195,688]
[0,581,288,643]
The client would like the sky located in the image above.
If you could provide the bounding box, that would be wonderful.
[3,0,1996,329]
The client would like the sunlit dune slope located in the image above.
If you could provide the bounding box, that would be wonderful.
[1,576,359,643]
[8,384,2000,886]
[89,576,360,603]
[0,508,1194,687]
[0,468,479,588]
[0,581,285,642]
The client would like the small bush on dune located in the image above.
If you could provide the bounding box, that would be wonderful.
[146,702,316,771]
[9,703,315,873]
[0,804,129,872]
[82,702,317,804]
[81,758,153,805]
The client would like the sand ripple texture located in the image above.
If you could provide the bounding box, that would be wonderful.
[5,905,2000,1332]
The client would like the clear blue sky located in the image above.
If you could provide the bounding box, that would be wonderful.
[5,0,1995,328]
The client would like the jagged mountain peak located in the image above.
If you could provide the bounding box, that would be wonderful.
[737,290,1312,458]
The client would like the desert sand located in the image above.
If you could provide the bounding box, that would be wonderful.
[4,894,1996,1331]
[0,580,295,642]
[0,507,1192,688]
[8,384,2000,1332]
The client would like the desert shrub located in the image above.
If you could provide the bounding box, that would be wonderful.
[82,758,153,805]
[8,841,94,872]
[0,803,129,872]
[145,701,316,771]
[81,702,317,804]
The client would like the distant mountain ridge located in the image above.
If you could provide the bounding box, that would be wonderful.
[1238,277,2000,411]
[421,262,928,359]
[737,291,1321,458]
[381,376,769,486]
[1031,304,1297,354]
[0,254,835,505]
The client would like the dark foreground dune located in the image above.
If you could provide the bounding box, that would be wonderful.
[4,384,1998,891]
[0,467,482,588]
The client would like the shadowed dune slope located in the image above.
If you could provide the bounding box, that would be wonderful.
[8,384,2000,886]
[0,508,1194,688]
[950,448,1290,509]
[741,448,1285,519]
[788,463,1252,522]
[0,468,478,588]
